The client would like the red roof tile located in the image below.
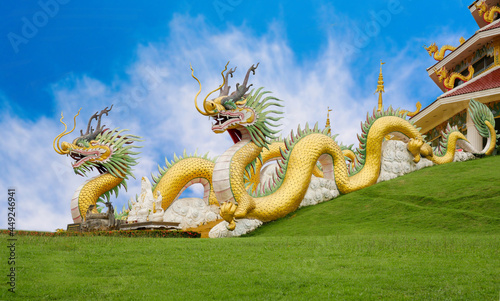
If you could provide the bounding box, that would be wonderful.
[479,19,500,31]
[441,67,500,98]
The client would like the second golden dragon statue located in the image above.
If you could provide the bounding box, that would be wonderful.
[435,65,474,91]
[54,64,498,234]
[475,1,500,24]
[185,63,496,230]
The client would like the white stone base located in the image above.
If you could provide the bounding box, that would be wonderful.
[162,197,221,229]
[377,140,474,183]
[299,176,339,208]
[208,219,263,238]
[260,164,339,208]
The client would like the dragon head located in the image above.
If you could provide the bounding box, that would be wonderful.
[191,63,283,147]
[434,66,449,82]
[53,105,142,180]
[423,43,438,56]
[475,1,488,16]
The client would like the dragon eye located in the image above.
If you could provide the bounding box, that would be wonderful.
[205,102,217,112]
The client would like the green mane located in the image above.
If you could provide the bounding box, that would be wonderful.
[433,124,461,157]
[74,128,142,202]
[244,87,284,148]
[468,99,496,138]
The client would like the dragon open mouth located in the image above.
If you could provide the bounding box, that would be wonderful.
[70,151,86,162]
[211,112,244,133]
[70,148,109,174]
[70,150,100,167]
[227,129,242,143]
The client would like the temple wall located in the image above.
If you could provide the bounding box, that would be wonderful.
[423,109,467,147]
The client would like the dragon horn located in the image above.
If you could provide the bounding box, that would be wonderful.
[228,63,259,106]
[190,63,209,116]
[219,66,236,97]
[81,110,98,136]
[191,62,230,116]
[53,108,81,154]
[202,62,230,106]
[95,105,113,133]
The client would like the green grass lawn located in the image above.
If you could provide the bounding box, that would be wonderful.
[2,156,499,300]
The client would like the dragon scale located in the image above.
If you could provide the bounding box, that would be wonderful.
[217,116,429,226]
[71,174,123,222]
[152,157,218,208]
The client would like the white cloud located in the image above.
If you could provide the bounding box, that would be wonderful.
[0,12,462,231]
[0,114,80,230]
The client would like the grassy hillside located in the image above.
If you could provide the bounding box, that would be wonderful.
[1,156,499,300]
[248,155,500,237]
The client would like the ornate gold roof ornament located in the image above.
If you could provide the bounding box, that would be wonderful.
[325,107,332,135]
[401,102,422,118]
[434,65,474,91]
[375,60,385,112]
[423,43,457,61]
[475,1,500,23]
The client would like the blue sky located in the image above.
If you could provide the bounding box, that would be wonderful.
[0,0,477,230]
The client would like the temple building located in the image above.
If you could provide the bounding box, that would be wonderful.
[411,0,500,150]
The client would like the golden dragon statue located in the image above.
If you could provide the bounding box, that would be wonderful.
[475,1,500,23]
[423,37,465,61]
[435,65,474,91]
[54,64,497,232]
[53,106,143,222]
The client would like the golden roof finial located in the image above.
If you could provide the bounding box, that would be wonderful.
[325,107,332,135]
[375,60,385,112]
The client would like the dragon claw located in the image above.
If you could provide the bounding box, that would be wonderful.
[220,201,238,231]
[227,220,236,231]
[407,138,425,163]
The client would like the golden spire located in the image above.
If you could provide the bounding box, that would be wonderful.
[325,107,332,134]
[375,60,385,112]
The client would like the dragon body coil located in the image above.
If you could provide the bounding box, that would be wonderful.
[54,64,498,234]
